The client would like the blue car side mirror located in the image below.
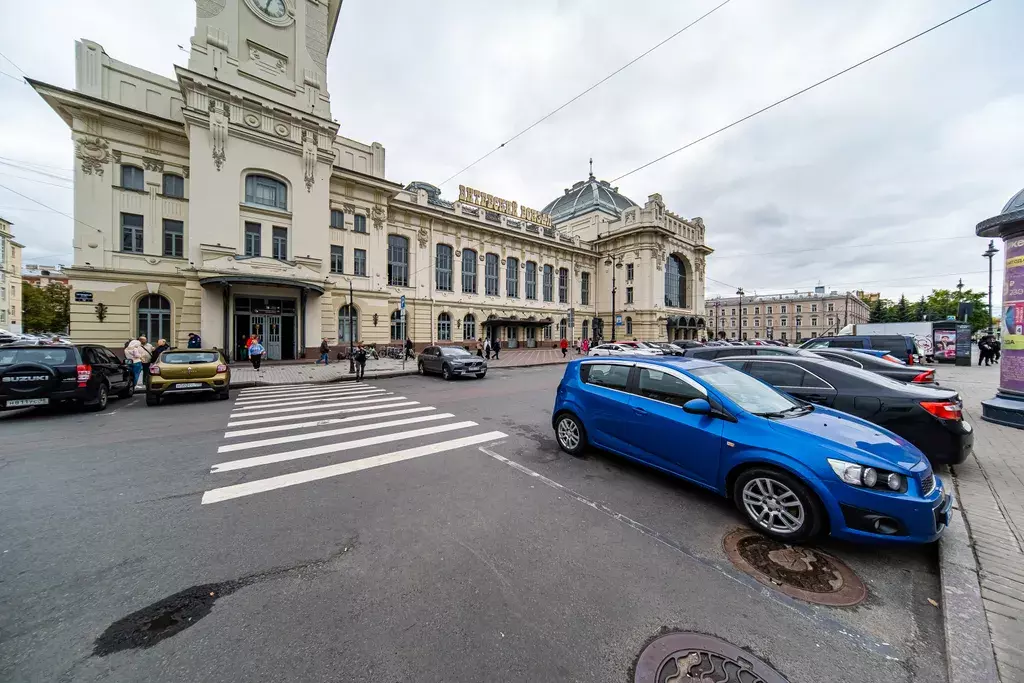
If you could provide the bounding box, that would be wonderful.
[683,398,712,415]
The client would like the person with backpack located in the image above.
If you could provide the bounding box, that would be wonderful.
[248,337,265,370]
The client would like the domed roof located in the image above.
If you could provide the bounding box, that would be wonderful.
[977,185,1024,237]
[1001,186,1024,215]
[542,171,638,225]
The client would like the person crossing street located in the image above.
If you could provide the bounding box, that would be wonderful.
[354,344,367,380]
[248,337,265,370]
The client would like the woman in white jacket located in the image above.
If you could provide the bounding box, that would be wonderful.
[125,339,143,386]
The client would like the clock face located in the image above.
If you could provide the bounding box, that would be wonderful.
[256,0,287,19]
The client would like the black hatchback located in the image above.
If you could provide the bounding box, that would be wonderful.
[809,348,937,385]
[0,343,135,412]
[716,355,972,465]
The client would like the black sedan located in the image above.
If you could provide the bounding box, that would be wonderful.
[417,345,487,380]
[809,348,937,385]
[716,355,972,465]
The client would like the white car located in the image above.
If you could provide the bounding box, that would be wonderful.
[588,343,634,356]
[616,341,664,356]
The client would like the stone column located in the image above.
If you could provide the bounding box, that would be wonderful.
[976,187,1024,428]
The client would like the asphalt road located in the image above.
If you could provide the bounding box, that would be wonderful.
[0,366,946,682]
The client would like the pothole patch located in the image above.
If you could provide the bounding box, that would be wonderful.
[723,528,866,606]
[634,631,790,683]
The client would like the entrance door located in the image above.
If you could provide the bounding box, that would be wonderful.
[265,317,282,360]
[526,326,537,348]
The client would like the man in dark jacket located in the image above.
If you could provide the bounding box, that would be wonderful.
[187,333,202,349]
[405,338,414,360]
[491,337,500,360]
[354,344,367,380]
[316,338,330,365]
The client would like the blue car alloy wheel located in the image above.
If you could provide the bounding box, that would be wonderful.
[552,356,949,545]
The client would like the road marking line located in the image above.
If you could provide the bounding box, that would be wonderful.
[226,400,418,427]
[229,395,406,418]
[233,387,382,406]
[211,421,479,472]
[224,407,436,437]
[202,431,508,504]
[238,382,370,396]
[217,413,456,453]
[232,390,387,410]
[235,384,374,400]
[236,383,314,392]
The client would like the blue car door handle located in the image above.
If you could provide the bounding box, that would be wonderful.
[633,406,648,416]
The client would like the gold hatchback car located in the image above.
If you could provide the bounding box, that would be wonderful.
[147,349,230,406]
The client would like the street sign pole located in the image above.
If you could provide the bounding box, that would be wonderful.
[400,296,407,370]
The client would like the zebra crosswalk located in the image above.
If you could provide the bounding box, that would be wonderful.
[201,382,507,505]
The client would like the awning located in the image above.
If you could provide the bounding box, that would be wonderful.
[199,274,326,294]
[484,317,554,326]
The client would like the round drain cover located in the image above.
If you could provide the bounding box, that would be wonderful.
[723,529,866,606]
[634,632,790,683]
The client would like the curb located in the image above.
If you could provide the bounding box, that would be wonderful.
[939,476,999,683]
[229,359,569,389]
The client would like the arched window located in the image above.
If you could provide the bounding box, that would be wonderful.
[463,313,476,340]
[558,318,567,340]
[162,173,184,198]
[121,165,144,191]
[137,294,171,341]
[665,255,687,308]
[390,310,406,342]
[506,257,519,298]
[462,249,477,293]
[437,312,452,341]
[436,244,453,291]
[244,174,288,211]
[339,305,358,343]
[388,234,409,286]
[626,316,633,335]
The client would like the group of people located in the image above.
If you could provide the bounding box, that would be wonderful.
[123,335,171,386]
[472,338,501,360]
[978,335,1002,367]
[315,338,369,379]
[559,337,596,358]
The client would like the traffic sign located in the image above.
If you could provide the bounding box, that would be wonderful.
[615,314,623,326]
[400,295,406,310]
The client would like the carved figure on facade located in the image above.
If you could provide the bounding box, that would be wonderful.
[302,131,317,191]
[417,227,429,248]
[143,157,164,173]
[371,205,386,231]
[76,137,110,176]
[695,254,706,281]
[111,150,122,164]
[209,101,228,171]
[183,166,190,179]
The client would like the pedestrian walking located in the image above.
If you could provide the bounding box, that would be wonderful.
[125,339,144,386]
[248,337,265,370]
[978,336,992,366]
[484,338,491,360]
[476,338,484,357]
[560,337,568,358]
[581,337,590,355]
[187,333,202,349]
[992,338,1001,364]
[316,338,331,365]
[354,343,367,380]
[404,337,415,360]
[492,337,501,361]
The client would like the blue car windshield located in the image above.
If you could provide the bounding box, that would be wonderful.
[690,364,800,415]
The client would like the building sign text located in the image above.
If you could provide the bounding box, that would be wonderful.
[459,185,552,227]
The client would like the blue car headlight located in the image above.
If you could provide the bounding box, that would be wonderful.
[827,458,906,493]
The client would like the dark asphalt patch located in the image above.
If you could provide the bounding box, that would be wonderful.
[723,529,866,606]
[92,536,358,656]
[634,631,791,683]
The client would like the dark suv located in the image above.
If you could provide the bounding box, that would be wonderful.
[800,335,921,365]
[0,344,135,412]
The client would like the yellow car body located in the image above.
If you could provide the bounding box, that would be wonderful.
[147,349,230,405]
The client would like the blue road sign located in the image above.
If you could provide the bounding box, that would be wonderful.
[400,295,406,310]
[615,314,623,326]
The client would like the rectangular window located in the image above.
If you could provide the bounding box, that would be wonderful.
[558,267,568,304]
[626,263,634,281]
[525,261,537,300]
[162,174,184,198]
[811,317,818,327]
[330,209,345,229]
[162,219,183,257]
[781,317,788,326]
[796,304,802,313]
[354,215,367,233]
[121,165,144,191]
[754,307,759,315]
[795,316,802,327]
[542,265,553,302]
[121,213,144,253]
[353,248,367,276]
[485,253,499,296]
[827,303,835,312]
[626,286,634,304]
[387,234,409,286]
[781,305,787,314]
[272,226,288,261]
[581,272,590,305]
[462,250,477,293]
[506,257,519,298]
[767,306,773,314]
[436,244,453,291]
[754,318,760,327]
[330,245,344,274]
[244,222,261,257]
[811,304,817,312]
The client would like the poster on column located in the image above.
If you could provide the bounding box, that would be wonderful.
[1002,234,1024,392]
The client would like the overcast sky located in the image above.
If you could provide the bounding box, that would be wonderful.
[1,0,1021,306]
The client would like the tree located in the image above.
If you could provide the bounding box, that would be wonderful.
[868,298,888,323]
[913,296,927,322]
[21,283,71,333]
[894,295,910,323]
[923,288,989,332]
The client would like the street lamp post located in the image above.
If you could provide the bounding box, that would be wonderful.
[347,278,355,374]
[736,287,745,342]
[605,256,623,342]
[983,240,999,334]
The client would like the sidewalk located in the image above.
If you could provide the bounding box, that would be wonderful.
[940,358,1024,683]
[230,347,573,388]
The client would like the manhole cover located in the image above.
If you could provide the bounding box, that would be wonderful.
[634,632,790,683]
[723,529,866,606]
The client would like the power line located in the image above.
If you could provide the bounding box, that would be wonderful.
[0,160,74,183]
[438,0,733,187]
[0,155,75,174]
[0,172,73,190]
[712,233,976,260]
[706,268,1003,296]
[0,70,23,83]
[611,0,996,183]
[0,183,103,234]
[0,48,27,75]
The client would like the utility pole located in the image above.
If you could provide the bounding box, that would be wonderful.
[983,240,999,334]
[605,255,622,342]
[736,287,745,342]
[347,278,355,374]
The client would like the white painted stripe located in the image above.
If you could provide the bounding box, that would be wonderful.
[202,431,508,504]
[236,384,373,399]
[217,413,455,453]
[226,400,418,427]
[211,421,478,472]
[228,395,406,418]
[224,406,436,438]
[231,390,387,410]
[235,383,310,392]
[233,387,382,406]
[239,382,369,394]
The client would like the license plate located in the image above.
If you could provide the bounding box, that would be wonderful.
[6,398,49,407]
[175,382,203,389]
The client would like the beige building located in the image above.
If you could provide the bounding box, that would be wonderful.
[707,287,870,343]
[22,265,69,288]
[0,217,25,334]
[28,0,711,360]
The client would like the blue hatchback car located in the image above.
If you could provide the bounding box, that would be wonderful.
[552,356,952,544]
